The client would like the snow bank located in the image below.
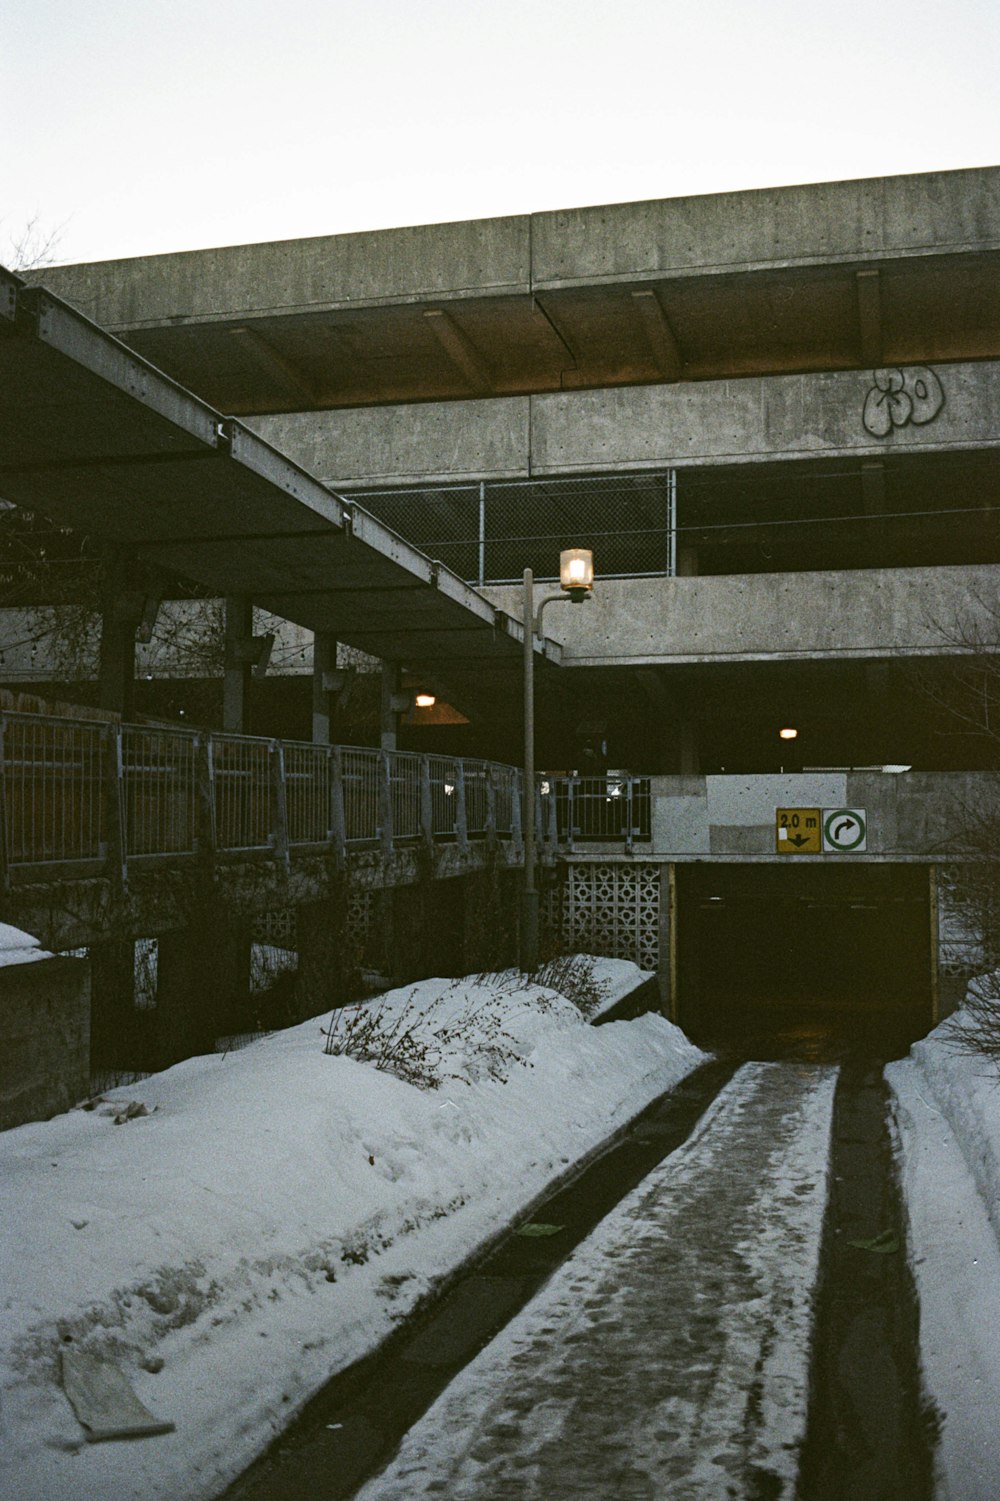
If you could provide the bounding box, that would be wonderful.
[886,983,1000,1500]
[0,961,704,1501]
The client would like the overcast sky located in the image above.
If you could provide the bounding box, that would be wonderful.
[4,0,999,267]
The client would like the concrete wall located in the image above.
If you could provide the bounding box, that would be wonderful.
[1,951,90,1129]
[565,770,998,860]
[485,564,1000,666]
[249,359,1000,488]
[38,167,1000,329]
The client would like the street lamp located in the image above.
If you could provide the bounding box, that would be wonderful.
[522,548,595,971]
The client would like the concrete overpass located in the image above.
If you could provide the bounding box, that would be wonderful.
[0,265,562,730]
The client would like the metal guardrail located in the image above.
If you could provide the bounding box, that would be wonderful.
[0,711,649,886]
[0,711,525,886]
[549,774,652,852]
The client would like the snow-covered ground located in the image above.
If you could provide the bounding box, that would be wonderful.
[0,956,705,1501]
[886,984,1000,1501]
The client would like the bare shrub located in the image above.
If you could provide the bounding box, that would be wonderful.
[534,954,604,1018]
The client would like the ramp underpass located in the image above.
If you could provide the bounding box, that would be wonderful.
[675,862,935,1059]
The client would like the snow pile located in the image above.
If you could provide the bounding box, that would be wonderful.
[886,983,1000,1500]
[0,958,702,1501]
[0,921,49,969]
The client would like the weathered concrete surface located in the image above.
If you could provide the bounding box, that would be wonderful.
[0,948,90,1129]
[34,217,532,329]
[530,360,1000,473]
[247,358,1000,487]
[531,167,1000,286]
[37,168,1000,329]
[257,397,530,488]
[589,770,997,861]
[484,564,1000,666]
[354,1063,836,1501]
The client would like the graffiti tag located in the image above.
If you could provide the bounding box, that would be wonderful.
[863,366,944,438]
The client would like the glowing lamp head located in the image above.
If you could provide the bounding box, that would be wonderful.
[779,727,799,741]
[559,548,594,600]
[414,693,436,708]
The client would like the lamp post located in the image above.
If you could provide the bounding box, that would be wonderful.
[522,548,594,972]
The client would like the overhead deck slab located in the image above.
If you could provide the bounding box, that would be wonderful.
[33,168,1000,415]
[0,273,558,675]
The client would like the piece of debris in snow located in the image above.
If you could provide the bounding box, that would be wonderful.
[60,1349,175,1441]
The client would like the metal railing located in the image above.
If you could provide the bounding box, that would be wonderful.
[0,710,526,885]
[548,774,652,852]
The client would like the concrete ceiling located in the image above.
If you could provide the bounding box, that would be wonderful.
[33,168,1000,417]
[48,252,1000,417]
[0,269,559,707]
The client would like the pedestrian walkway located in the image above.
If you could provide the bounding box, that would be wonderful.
[356,1062,837,1501]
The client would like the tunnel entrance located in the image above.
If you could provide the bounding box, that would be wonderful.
[676,863,934,1060]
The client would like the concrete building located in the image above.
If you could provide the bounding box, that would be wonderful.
[23,165,1000,1048]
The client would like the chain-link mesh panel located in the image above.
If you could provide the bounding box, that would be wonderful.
[351,473,674,584]
[353,487,481,581]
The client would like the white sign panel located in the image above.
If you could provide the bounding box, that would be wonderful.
[822,807,867,853]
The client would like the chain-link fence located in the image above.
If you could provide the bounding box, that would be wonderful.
[351,472,676,584]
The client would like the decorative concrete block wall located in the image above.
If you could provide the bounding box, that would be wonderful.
[0,925,90,1130]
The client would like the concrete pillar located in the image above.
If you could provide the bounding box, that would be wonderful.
[89,939,139,1071]
[380,662,402,751]
[460,868,520,973]
[312,631,339,746]
[223,597,253,734]
[156,910,250,1066]
[98,551,140,718]
[295,892,355,1018]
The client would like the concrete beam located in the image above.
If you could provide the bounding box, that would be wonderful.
[230,326,318,405]
[483,564,1000,667]
[630,289,683,379]
[422,309,492,394]
[855,270,883,367]
[249,359,1000,487]
[36,168,1000,330]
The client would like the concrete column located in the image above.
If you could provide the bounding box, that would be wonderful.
[388,880,463,982]
[89,939,139,1071]
[312,631,339,746]
[223,597,253,734]
[380,662,402,751]
[156,910,250,1066]
[295,893,354,1018]
[98,551,139,718]
[460,868,520,973]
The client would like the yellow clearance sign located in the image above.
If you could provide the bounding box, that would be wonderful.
[775,807,821,853]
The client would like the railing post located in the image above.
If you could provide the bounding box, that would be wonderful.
[269,740,290,871]
[625,777,635,853]
[511,768,523,849]
[195,733,217,867]
[565,777,576,852]
[0,714,8,892]
[378,749,394,858]
[485,763,497,850]
[103,723,128,891]
[330,746,347,869]
[419,754,434,851]
[454,760,469,854]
